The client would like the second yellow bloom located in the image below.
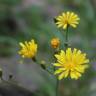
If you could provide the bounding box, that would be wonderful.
[18,39,37,58]
[55,11,80,29]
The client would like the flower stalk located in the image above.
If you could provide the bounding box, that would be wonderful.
[54,49,59,96]
[56,78,59,96]
[55,26,69,96]
[65,26,69,49]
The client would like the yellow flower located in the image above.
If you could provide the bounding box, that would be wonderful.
[51,38,60,48]
[54,48,89,80]
[55,11,80,29]
[18,39,37,58]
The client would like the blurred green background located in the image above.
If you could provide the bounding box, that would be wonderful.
[0,0,96,96]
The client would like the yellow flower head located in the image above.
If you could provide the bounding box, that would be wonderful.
[51,38,60,48]
[55,11,80,29]
[18,39,37,58]
[54,48,89,80]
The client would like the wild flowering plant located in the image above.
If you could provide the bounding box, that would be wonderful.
[18,11,89,96]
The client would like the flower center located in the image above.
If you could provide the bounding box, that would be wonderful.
[66,62,75,70]
[64,20,68,24]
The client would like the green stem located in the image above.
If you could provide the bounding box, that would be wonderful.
[46,69,53,75]
[55,26,69,96]
[32,57,53,75]
[65,26,69,49]
[53,50,59,96]
[56,78,59,96]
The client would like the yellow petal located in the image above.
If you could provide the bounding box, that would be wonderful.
[19,42,25,47]
[54,70,63,75]
[57,24,63,28]
[60,50,66,57]
[70,71,78,79]
[54,63,62,67]
[70,24,77,28]
[58,70,69,80]
[63,24,67,29]
[83,59,89,63]
[66,48,72,61]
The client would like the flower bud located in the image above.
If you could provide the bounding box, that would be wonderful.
[40,60,46,70]
[51,38,60,48]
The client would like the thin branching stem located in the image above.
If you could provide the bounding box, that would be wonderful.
[32,57,53,75]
